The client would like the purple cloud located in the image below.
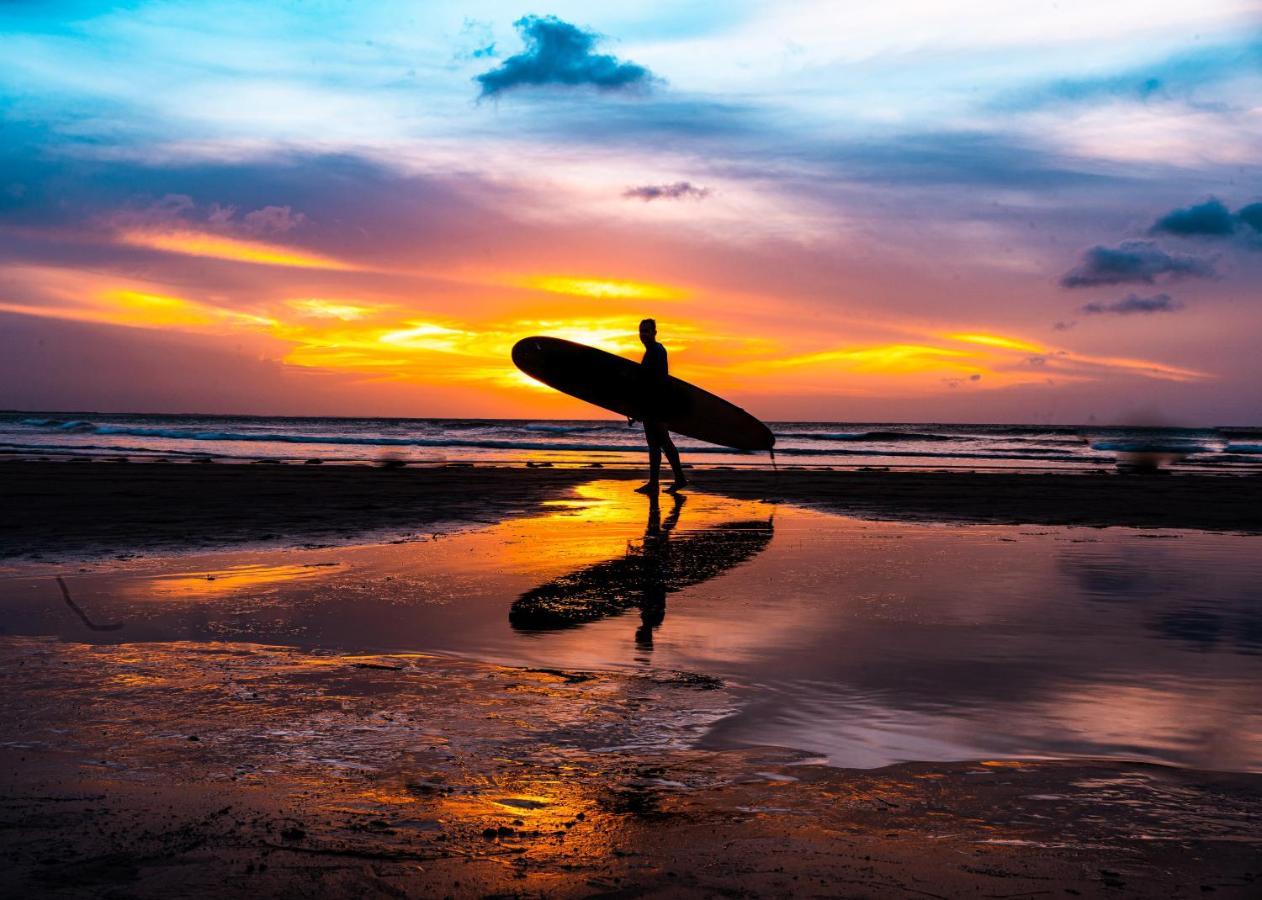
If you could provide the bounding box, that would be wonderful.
[623,181,710,202]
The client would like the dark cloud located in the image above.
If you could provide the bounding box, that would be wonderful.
[475,16,652,98]
[1150,198,1236,236]
[1052,320,1077,331]
[1148,197,1262,249]
[1081,293,1184,315]
[623,181,709,201]
[1059,240,1215,288]
[1238,202,1262,233]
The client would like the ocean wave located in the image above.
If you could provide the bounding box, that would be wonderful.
[521,423,609,434]
[15,417,95,431]
[1091,440,1211,454]
[1225,444,1262,454]
[775,430,960,442]
[980,426,1082,436]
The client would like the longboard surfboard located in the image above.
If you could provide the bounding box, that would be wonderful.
[511,336,775,452]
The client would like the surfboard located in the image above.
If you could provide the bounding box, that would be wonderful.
[511,336,775,452]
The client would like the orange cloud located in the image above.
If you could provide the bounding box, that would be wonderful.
[518,275,686,301]
[117,228,359,271]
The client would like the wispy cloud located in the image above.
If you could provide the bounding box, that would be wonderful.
[475,16,653,98]
[1060,240,1215,288]
[995,39,1262,111]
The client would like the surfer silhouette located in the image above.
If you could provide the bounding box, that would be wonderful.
[633,318,688,494]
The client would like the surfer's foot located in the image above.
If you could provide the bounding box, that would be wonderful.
[634,482,659,494]
[664,479,689,493]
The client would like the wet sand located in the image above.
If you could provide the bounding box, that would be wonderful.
[2,458,1261,561]
[2,637,1259,898]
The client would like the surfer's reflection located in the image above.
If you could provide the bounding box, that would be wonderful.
[633,492,682,650]
[509,494,774,648]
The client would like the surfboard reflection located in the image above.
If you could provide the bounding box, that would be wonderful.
[509,493,774,648]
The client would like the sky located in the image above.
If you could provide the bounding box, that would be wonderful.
[1,1,1260,424]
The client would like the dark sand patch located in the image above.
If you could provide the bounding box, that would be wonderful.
[3,460,1261,561]
[0,637,1258,898]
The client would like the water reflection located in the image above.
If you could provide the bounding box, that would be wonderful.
[1,483,1261,772]
[510,493,774,654]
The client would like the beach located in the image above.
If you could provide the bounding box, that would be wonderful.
[2,457,1261,896]
[3,458,1260,561]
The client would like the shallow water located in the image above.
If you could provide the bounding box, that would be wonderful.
[2,480,1260,772]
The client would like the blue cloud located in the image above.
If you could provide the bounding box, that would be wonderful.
[1060,241,1215,288]
[1238,202,1262,234]
[1150,198,1236,236]
[1149,197,1262,245]
[475,15,653,98]
[1081,293,1183,315]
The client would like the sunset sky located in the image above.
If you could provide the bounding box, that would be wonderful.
[2,1,1260,423]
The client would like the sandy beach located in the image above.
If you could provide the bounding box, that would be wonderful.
[2,459,1261,896]
[3,458,1260,561]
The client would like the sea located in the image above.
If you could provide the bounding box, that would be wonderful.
[4,411,1261,472]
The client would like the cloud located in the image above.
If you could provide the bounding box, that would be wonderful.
[1150,198,1236,237]
[1081,293,1184,315]
[1149,197,1262,245]
[475,15,653,98]
[623,181,709,202]
[994,40,1262,111]
[1059,241,1215,288]
[242,205,307,234]
[1238,203,1262,234]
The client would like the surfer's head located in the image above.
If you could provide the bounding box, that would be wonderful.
[639,318,657,346]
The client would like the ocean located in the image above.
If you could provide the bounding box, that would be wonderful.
[3,411,1261,472]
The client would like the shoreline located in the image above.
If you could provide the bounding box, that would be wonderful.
[2,458,1260,561]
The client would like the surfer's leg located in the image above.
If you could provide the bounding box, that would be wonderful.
[661,432,688,490]
[637,422,663,492]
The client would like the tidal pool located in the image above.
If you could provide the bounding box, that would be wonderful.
[2,480,1259,772]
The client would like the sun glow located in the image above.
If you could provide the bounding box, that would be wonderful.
[288,299,377,320]
[0,257,1214,411]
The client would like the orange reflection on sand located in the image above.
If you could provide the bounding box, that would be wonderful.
[138,563,339,600]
